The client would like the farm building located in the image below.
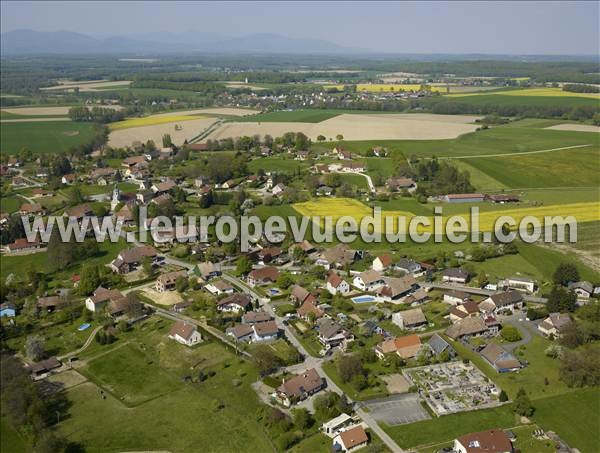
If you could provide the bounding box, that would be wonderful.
[442,268,470,284]
[443,193,485,203]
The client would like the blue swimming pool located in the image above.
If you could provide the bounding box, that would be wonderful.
[78,323,91,331]
[269,288,281,296]
[352,295,377,303]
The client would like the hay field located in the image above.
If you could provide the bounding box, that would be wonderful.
[545,124,600,133]
[108,117,217,148]
[447,87,600,99]
[293,198,599,234]
[41,80,133,92]
[206,113,480,141]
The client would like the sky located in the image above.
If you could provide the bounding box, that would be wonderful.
[1,1,599,55]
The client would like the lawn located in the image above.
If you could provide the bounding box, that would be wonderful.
[0,418,28,453]
[472,254,544,282]
[247,156,307,174]
[0,195,22,213]
[0,121,97,154]
[0,238,125,282]
[449,332,573,401]
[6,317,99,358]
[321,361,389,401]
[532,388,600,453]
[80,343,181,406]
[462,146,600,188]
[383,404,518,449]
[451,159,508,191]
[59,357,273,452]
[337,173,369,191]
[510,425,556,453]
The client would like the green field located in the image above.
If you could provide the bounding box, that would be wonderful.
[58,320,273,453]
[0,195,22,213]
[0,111,67,119]
[450,332,573,400]
[0,121,97,154]
[333,127,599,159]
[0,238,125,281]
[247,156,307,173]
[81,343,182,406]
[236,109,341,123]
[517,242,600,284]
[447,93,600,108]
[383,405,518,450]
[0,418,27,453]
[462,147,600,188]
[532,388,600,453]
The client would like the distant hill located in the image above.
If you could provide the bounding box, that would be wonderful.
[0,29,353,55]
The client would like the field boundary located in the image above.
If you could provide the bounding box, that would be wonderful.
[441,143,593,160]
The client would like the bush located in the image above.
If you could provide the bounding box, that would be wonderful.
[500,326,523,342]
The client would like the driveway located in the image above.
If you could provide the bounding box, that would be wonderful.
[362,393,430,426]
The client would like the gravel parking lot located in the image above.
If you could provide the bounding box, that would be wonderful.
[363,393,430,426]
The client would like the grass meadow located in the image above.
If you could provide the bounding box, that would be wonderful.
[0,121,96,154]
[57,319,273,453]
[328,126,598,159]
[462,146,600,188]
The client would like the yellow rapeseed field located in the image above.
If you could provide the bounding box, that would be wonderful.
[109,114,207,130]
[447,87,600,99]
[293,198,600,235]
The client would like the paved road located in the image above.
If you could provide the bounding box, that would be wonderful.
[220,273,406,453]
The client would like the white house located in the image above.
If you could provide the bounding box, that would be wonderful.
[568,281,594,299]
[352,270,385,292]
[168,321,202,346]
[272,183,286,196]
[443,290,471,306]
[327,273,351,295]
[505,276,536,293]
[205,279,235,296]
[372,254,393,272]
[479,291,523,314]
[322,413,354,438]
[85,287,125,312]
[442,268,470,284]
[538,313,572,338]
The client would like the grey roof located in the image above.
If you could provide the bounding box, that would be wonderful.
[428,333,453,356]
[568,281,594,294]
